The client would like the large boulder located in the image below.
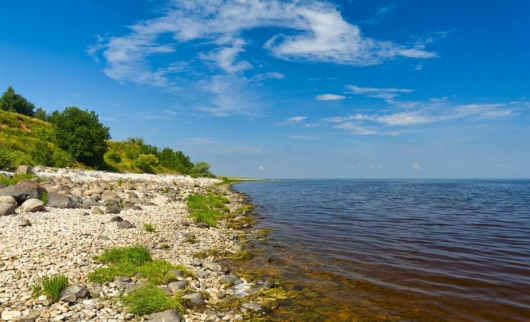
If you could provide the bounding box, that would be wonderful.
[46,193,77,209]
[16,165,34,175]
[0,180,47,205]
[20,199,45,212]
[101,190,120,201]
[148,309,181,322]
[83,188,104,196]
[0,203,16,216]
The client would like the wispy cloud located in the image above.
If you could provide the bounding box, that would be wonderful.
[365,5,395,25]
[315,94,346,101]
[88,0,438,91]
[259,165,265,171]
[279,116,307,125]
[413,162,423,170]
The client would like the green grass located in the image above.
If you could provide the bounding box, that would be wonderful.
[109,184,114,191]
[0,173,35,186]
[144,223,156,232]
[186,193,230,227]
[87,246,190,284]
[163,187,169,194]
[39,190,48,204]
[215,177,242,186]
[117,179,123,187]
[122,284,184,315]
[32,274,69,302]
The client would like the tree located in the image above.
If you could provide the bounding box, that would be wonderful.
[34,107,48,121]
[174,150,194,174]
[159,147,176,169]
[53,107,110,167]
[193,161,211,175]
[0,86,35,116]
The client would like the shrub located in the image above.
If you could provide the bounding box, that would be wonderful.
[0,149,11,169]
[118,179,123,187]
[32,274,69,302]
[133,154,158,173]
[53,107,110,167]
[51,150,72,168]
[5,150,33,168]
[29,141,54,166]
[107,150,122,163]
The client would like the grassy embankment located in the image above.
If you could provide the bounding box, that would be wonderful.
[0,110,191,174]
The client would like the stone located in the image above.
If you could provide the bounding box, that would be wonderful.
[83,201,102,207]
[182,292,205,304]
[101,190,120,201]
[105,205,121,214]
[197,270,210,278]
[92,207,103,214]
[46,193,77,208]
[221,275,242,286]
[168,269,183,278]
[17,217,32,227]
[83,188,104,196]
[0,180,47,205]
[168,281,188,292]
[0,196,17,207]
[109,216,123,222]
[16,165,34,175]
[114,276,132,289]
[0,202,16,216]
[242,302,262,312]
[1,310,21,321]
[117,220,134,229]
[59,284,88,303]
[148,309,181,322]
[18,316,37,322]
[202,261,221,272]
[20,198,45,212]
[159,286,172,295]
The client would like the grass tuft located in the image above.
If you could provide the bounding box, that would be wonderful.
[144,223,156,232]
[186,193,230,227]
[122,284,184,315]
[32,274,69,302]
[0,173,35,186]
[39,190,48,204]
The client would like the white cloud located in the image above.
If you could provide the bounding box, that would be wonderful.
[413,162,423,170]
[370,164,382,169]
[259,165,265,171]
[333,122,378,135]
[365,5,395,25]
[251,72,285,82]
[88,0,438,89]
[315,94,346,101]
[286,116,306,123]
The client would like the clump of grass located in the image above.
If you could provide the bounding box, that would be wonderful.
[192,248,253,261]
[117,179,123,187]
[174,264,197,279]
[0,173,35,186]
[109,184,114,191]
[32,274,69,302]
[136,260,178,284]
[160,243,170,250]
[186,193,230,227]
[162,187,169,194]
[39,190,48,204]
[184,237,199,244]
[122,284,184,315]
[226,216,257,229]
[230,249,254,260]
[144,223,156,232]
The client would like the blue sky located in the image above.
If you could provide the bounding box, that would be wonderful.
[1,0,529,178]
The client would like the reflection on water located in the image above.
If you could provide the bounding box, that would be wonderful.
[234,179,530,322]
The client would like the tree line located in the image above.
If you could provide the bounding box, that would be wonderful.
[0,87,213,176]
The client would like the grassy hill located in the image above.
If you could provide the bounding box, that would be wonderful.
[0,110,207,176]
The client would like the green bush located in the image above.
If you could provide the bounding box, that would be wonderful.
[52,150,72,168]
[133,154,158,173]
[107,150,122,163]
[29,141,54,166]
[0,149,11,169]
[6,150,33,168]
[53,107,110,167]
[0,86,35,116]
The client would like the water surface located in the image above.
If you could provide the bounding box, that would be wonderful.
[234,179,530,322]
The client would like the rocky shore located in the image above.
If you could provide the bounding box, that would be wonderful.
[0,167,268,322]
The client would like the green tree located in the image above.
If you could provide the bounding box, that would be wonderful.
[159,147,176,169]
[53,107,110,167]
[34,107,48,121]
[193,161,211,175]
[0,86,35,116]
[29,141,54,166]
[174,150,194,174]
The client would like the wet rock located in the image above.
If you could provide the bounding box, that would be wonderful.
[117,220,134,229]
[242,302,262,312]
[0,202,16,216]
[20,198,45,212]
[148,309,181,322]
[221,275,242,286]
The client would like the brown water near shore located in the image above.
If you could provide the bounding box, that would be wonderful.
[233,180,530,322]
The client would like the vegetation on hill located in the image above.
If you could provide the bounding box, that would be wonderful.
[0,86,214,176]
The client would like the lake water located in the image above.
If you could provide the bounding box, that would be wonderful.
[234,179,530,322]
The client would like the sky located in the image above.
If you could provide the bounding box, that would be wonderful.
[1,0,529,178]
